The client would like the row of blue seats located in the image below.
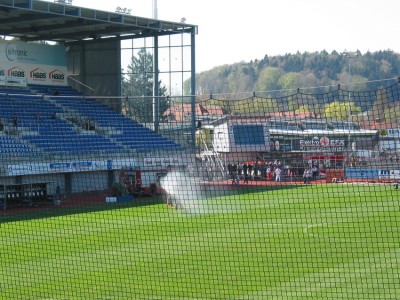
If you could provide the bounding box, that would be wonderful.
[0,143,31,148]
[0,152,42,158]
[0,148,37,153]
[25,140,124,149]
[0,88,32,95]
[0,135,21,141]
[29,84,83,94]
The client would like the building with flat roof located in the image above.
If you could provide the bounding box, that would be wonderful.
[209,115,378,171]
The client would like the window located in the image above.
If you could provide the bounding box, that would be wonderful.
[233,125,265,145]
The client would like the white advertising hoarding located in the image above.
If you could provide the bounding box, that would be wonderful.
[378,169,400,180]
[7,158,136,176]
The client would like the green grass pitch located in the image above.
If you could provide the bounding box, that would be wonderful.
[1,183,399,299]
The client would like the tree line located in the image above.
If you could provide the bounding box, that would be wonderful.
[193,50,400,98]
[190,50,400,122]
[121,49,400,123]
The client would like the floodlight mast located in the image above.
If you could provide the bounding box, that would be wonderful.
[153,0,158,19]
[152,0,158,132]
[342,51,360,160]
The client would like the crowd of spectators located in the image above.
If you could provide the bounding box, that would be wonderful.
[227,160,289,184]
[387,154,400,163]
[225,160,326,185]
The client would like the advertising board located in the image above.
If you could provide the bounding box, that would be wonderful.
[0,40,67,86]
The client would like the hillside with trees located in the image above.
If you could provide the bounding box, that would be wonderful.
[186,50,400,122]
[194,50,400,95]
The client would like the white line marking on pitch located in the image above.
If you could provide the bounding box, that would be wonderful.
[304,223,330,238]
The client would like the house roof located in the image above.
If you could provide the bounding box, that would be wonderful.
[361,121,399,130]
[163,103,225,122]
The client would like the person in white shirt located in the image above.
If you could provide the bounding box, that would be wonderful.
[303,168,312,184]
[274,167,282,182]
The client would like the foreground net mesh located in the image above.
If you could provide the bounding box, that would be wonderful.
[1,81,400,299]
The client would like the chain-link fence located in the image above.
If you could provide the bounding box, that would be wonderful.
[1,81,400,299]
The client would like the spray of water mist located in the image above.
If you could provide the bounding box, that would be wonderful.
[160,171,206,213]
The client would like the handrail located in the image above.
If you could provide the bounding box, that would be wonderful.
[67,75,95,94]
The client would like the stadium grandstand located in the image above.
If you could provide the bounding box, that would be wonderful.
[0,0,197,203]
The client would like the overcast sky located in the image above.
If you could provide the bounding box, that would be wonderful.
[47,0,399,73]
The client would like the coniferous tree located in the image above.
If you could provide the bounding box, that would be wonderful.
[122,48,168,123]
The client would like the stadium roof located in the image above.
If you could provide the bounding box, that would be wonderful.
[0,0,198,44]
